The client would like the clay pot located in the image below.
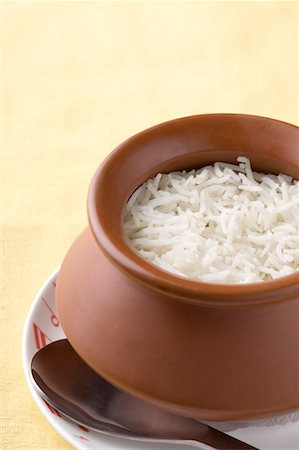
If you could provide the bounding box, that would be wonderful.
[56,114,299,421]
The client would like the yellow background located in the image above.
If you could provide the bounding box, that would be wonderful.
[2,1,299,449]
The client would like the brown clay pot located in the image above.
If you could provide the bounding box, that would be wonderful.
[56,114,299,421]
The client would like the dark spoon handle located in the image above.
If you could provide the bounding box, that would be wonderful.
[195,426,259,450]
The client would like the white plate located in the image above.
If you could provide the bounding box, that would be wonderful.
[22,269,299,450]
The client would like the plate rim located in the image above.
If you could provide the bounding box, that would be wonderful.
[22,267,83,450]
[22,268,299,450]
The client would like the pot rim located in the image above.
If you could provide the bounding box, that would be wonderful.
[88,113,299,308]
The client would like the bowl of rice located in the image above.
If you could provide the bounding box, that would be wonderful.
[56,114,299,421]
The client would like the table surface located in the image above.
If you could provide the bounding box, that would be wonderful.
[2,2,299,449]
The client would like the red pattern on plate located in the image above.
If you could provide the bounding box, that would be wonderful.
[43,399,61,417]
[78,425,89,432]
[42,297,60,327]
[33,322,52,350]
[74,435,89,441]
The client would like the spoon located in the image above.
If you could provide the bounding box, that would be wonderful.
[31,339,258,449]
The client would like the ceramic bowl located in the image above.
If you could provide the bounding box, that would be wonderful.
[56,114,299,421]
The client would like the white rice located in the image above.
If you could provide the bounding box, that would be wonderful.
[123,157,299,284]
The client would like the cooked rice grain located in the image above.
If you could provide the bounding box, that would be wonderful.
[124,157,299,284]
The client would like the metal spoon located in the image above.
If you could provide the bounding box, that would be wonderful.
[30,339,258,449]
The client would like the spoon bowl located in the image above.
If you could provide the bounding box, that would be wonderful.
[31,339,258,449]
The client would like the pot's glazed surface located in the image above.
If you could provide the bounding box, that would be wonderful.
[56,114,299,421]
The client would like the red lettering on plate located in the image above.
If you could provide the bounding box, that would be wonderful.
[42,297,60,327]
[33,322,52,350]
[43,399,61,417]
[74,435,89,441]
[78,425,89,432]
